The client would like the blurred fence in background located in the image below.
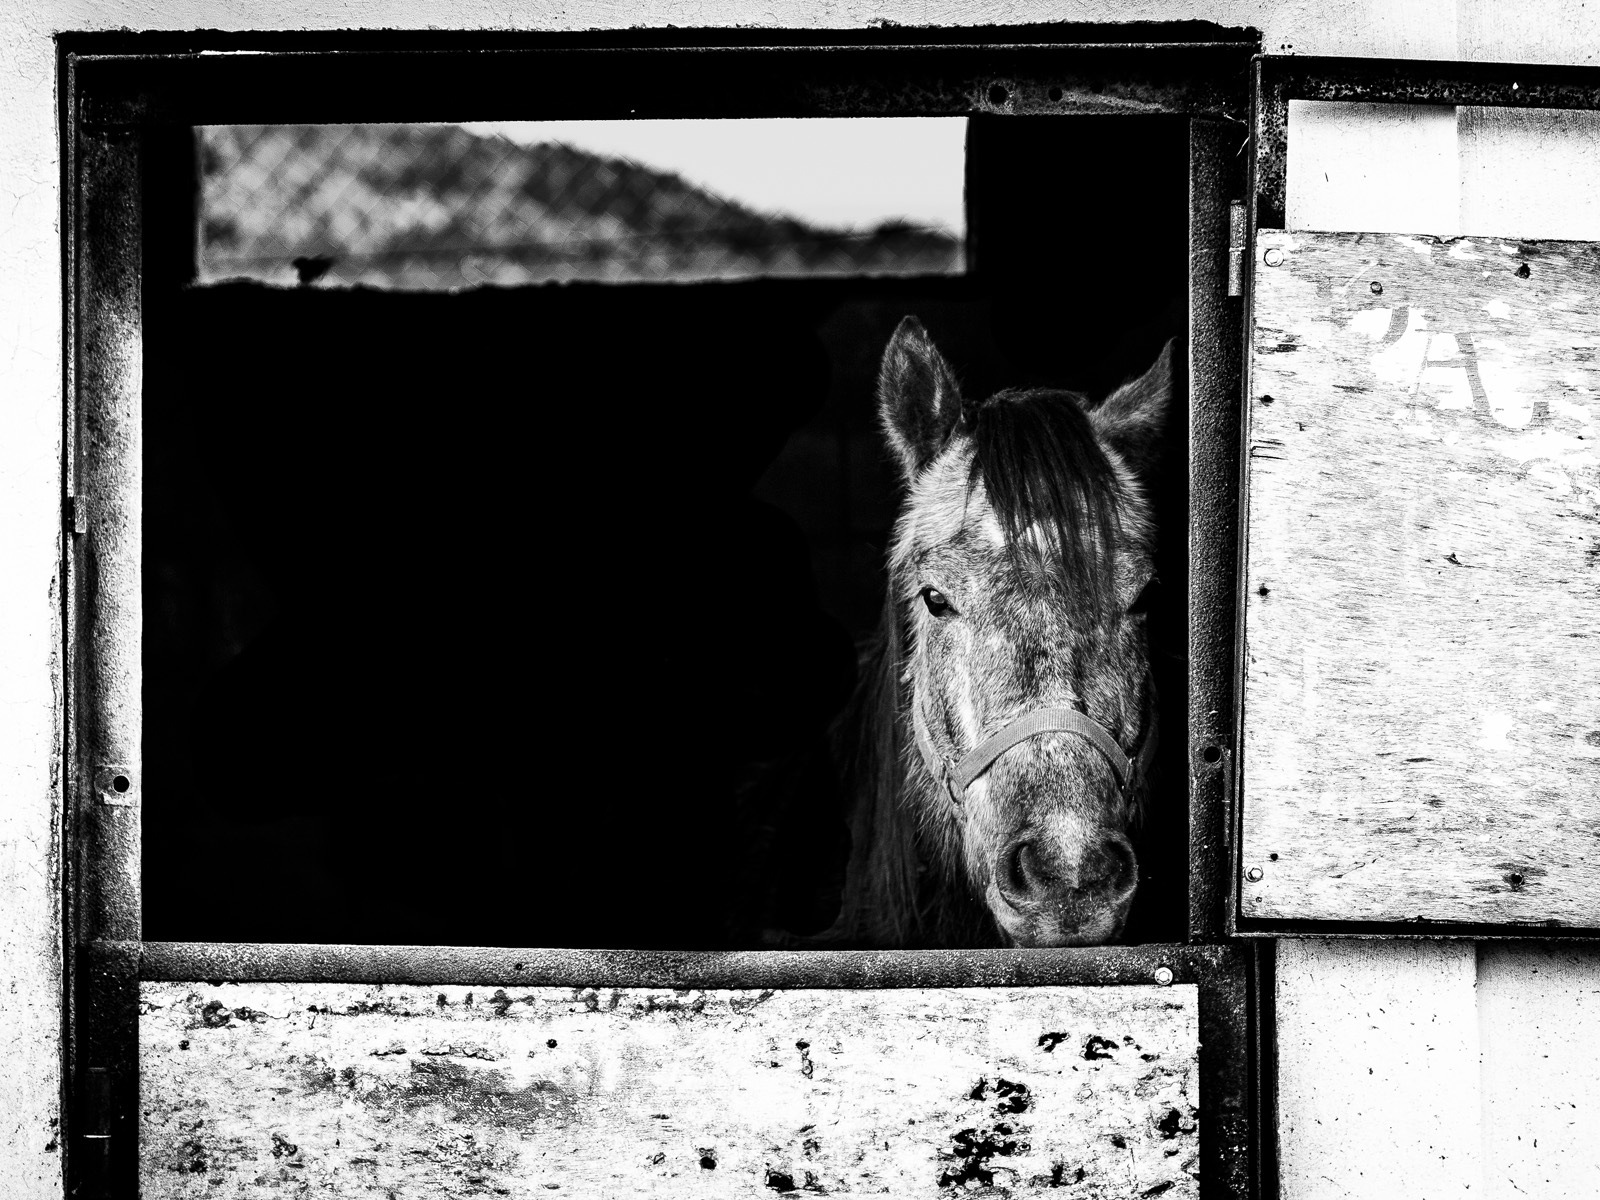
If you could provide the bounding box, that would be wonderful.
[197,124,964,289]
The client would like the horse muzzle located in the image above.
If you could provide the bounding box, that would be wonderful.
[986,830,1139,947]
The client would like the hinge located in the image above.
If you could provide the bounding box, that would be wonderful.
[1227,200,1247,297]
[66,493,89,536]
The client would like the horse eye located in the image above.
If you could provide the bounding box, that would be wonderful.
[921,587,952,617]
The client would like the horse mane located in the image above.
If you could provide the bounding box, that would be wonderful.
[815,599,921,946]
[816,390,1136,948]
[966,389,1128,622]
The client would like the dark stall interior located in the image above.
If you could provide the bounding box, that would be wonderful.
[141,116,1191,948]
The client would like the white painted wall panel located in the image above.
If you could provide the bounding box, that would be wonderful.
[1286,101,1460,234]
[1288,104,1600,241]
[1458,0,1600,68]
[1276,940,1482,1199]
[0,5,66,1197]
[1459,108,1600,241]
[1476,945,1600,1200]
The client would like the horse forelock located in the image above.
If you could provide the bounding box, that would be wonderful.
[967,388,1142,621]
[889,390,1150,614]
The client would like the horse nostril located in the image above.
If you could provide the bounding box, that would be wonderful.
[998,834,1135,904]
[1001,839,1070,901]
[1095,835,1138,895]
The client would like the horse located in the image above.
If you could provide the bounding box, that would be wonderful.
[818,316,1171,948]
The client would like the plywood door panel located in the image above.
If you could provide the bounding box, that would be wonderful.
[140,982,1199,1197]
[1242,229,1600,927]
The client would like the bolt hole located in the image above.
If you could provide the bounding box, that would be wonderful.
[1269,853,1279,861]
[1201,745,1222,765]
[988,83,1009,106]
[112,774,130,793]
[1047,85,1063,102]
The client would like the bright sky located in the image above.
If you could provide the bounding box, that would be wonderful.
[462,118,967,233]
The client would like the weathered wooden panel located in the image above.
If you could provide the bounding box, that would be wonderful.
[140,982,1199,1197]
[1242,229,1600,926]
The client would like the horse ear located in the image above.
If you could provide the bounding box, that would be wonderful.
[877,316,963,479]
[1090,339,1174,479]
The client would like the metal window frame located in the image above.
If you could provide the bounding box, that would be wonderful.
[62,28,1265,1198]
[1236,54,1600,941]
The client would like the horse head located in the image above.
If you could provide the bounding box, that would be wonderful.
[877,316,1169,947]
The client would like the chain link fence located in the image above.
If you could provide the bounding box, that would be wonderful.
[198,124,964,290]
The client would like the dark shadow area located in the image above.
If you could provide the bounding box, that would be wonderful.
[141,115,1189,947]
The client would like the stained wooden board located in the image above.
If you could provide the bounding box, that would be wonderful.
[140,982,1199,1197]
[1242,230,1600,927]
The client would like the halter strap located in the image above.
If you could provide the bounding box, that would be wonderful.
[912,693,1158,810]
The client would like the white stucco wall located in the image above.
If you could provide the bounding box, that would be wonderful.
[3,3,1598,1197]
[1278,942,1600,1200]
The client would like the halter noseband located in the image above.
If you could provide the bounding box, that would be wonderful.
[911,694,1158,811]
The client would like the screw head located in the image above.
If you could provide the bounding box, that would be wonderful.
[1153,966,1175,986]
[1246,866,1265,882]
[1370,280,1384,294]
[1263,247,1285,267]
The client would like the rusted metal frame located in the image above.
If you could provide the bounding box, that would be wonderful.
[59,49,82,1200]
[1248,941,1279,1200]
[1186,116,1247,944]
[66,37,1266,1196]
[66,54,144,1200]
[137,939,1220,987]
[59,22,1261,55]
[65,36,1263,968]
[1241,917,1600,940]
[1251,54,1600,230]
[69,40,1255,128]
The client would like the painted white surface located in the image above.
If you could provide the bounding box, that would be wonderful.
[1287,101,1461,235]
[4,3,1600,1198]
[1288,102,1600,240]
[1279,942,1600,1199]
[1277,940,1483,1199]
[1476,945,1600,1199]
[1459,107,1600,240]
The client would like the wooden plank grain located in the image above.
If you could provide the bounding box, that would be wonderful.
[140,982,1199,1198]
[1242,230,1600,927]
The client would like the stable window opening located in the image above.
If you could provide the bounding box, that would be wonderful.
[142,113,1194,950]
